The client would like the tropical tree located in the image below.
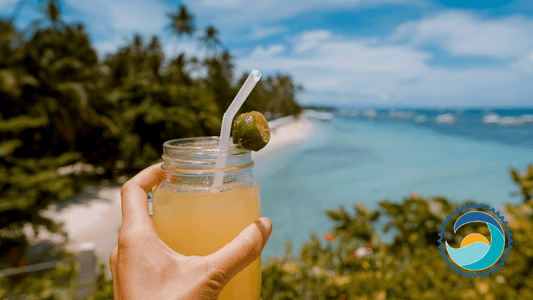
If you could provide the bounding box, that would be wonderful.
[239,73,303,119]
[510,164,533,202]
[203,50,235,111]
[103,33,223,172]
[261,164,533,299]
[166,5,195,40]
[0,0,115,282]
[163,53,193,86]
[0,1,303,296]
[199,25,222,56]
[41,0,63,29]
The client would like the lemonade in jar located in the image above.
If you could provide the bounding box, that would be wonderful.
[153,70,269,299]
[153,137,262,299]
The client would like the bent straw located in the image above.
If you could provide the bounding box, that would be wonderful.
[213,69,262,187]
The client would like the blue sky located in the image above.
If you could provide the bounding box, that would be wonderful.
[3,0,533,108]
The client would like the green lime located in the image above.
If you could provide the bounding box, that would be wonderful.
[232,111,270,151]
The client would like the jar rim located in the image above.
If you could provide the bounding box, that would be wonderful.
[163,136,250,155]
[161,136,253,175]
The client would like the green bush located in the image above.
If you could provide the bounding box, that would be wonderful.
[2,1,531,299]
[1,1,302,297]
[260,164,533,299]
[0,0,302,270]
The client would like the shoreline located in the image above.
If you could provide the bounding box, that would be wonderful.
[42,114,316,273]
[253,115,315,163]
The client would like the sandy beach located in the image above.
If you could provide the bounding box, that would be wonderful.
[253,115,315,163]
[44,114,316,274]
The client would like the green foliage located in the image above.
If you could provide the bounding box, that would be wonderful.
[0,10,101,269]
[85,263,114,300]
[1,0,302,297]
[510,164,533,202]
[1,1,531,298]
[0,258,116,300]
[260,165,533,299]
[0,255,79,299]
[166,5,196,39]
[240,73,303,120]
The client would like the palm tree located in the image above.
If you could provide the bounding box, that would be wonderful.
[199,25,221,56]
[265,74,303,118]
[0,2,108,275]
[203,49,234,110]
[166,5,195,40]
[44,0,61,25]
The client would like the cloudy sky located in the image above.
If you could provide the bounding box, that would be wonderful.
[3,0,533,107]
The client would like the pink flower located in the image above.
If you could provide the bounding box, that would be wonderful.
[366,241,372,250]
[323,232,336,242]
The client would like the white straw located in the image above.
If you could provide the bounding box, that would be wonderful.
[213,69,262,187]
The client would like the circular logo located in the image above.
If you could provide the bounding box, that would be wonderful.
[438,204,512,278]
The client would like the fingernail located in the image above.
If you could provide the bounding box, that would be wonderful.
[258,217,272,235]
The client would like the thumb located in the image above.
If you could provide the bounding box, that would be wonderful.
[207,217,272,281]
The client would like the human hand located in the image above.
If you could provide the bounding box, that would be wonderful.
[109,163,272,300]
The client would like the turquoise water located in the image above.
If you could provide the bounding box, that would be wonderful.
[258,116,533,259]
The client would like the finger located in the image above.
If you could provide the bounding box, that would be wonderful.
[109,246,117,275]
[207,217,272,281]
[120,163,164,227]
[109,246,119,299]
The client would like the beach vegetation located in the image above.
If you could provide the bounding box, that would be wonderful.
[0,1,300,297]
[260,163,533,299]
[1,0,531,298]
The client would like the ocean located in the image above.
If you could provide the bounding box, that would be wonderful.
[258,108,533,259]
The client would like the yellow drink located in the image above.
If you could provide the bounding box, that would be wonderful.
[153,184,261,299]
[153,137,262,299]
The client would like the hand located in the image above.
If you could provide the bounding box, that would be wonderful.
[109,163,272,300]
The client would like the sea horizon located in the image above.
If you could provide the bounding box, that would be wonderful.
[259,108,533,260]
[308,105,533,110]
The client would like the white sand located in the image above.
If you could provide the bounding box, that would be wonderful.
[46,115,315,274]
[253,115,314,163]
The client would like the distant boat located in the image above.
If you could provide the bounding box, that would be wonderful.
[482,114,500,125]
[483,113,532,126]
[414,115,427,123]
[435,113,457,124]
[389,110,414,119]
[520,114,533,123]
[498,116,526,126]
[363,109,377,118]
[338,109,359,117]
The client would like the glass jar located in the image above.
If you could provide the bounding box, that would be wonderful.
[152,137,261,300]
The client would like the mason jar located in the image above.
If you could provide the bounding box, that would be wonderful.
[152,137,261,300]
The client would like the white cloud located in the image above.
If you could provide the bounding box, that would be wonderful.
[65,0,170,37]
[62,0,195,59]
[0,0,18,14]
[190,0,246,9]
[294,30,333,53]
[238,27,533,107]
[391,11,533,58]
[185,0,422,28]
[510,51,533,74]
[250,24,287,39]
[13,0,532,107]
[249,44,286,58]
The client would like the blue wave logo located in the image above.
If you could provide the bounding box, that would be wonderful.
[438,204,512,277]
